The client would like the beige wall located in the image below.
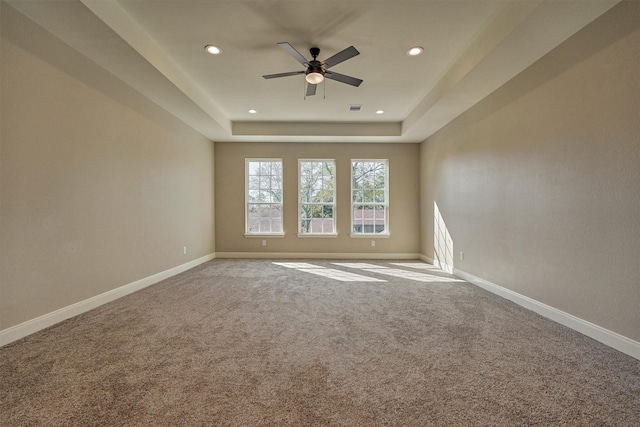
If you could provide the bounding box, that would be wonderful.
[0,4,215,330]
[215,142,420,256]
[420,1,640,341]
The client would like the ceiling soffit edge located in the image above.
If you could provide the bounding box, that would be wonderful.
[233,121,401,137]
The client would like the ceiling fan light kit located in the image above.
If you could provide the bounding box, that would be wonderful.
[305,72,324,84]
[263,42,362,96]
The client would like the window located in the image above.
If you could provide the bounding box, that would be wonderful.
[351,160,389,235]
[246,159,283,235]
[299,160,336,236]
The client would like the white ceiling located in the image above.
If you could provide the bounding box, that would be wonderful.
[7,0,620,143]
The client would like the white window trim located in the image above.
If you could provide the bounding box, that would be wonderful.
[297,233,338,238]
[298,159,337,237]
[349,232,390,238]
[350,159,390,237]
[245,158,284,237]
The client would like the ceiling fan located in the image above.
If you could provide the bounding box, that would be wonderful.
[263,42,363,96]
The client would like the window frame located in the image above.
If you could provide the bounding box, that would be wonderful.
[350,159,390,237]
[297,159,337,238]
[244,158,284,237]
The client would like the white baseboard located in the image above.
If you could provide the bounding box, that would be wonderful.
[453,267,640,361]
[0,253,215,347]
[419,254,435,264]
[215,252,422,260]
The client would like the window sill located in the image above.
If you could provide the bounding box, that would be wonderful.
[297,233,338,238]
[244,233,285,238]
[350,233,390,239]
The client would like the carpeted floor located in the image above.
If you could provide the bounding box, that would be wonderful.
[1,259,639,426]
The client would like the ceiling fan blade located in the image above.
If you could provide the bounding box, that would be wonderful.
[324,71,363,87]
[323,46,360,68]
[263,71,305,79]
[277,42,309,66]
[306,83,317,96]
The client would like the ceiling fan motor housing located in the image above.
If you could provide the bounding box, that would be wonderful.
[307,47,324,77]
[306,62,324,76]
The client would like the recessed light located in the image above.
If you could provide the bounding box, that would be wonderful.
[248,109,257,114]
[376,110,385,115]
[407,46,424,56]
[204,45,221,55]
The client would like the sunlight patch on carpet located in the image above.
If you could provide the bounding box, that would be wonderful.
[273,262,386,282]
[331,263,385,269]
[332,263,465,283]
[390,262,442,270]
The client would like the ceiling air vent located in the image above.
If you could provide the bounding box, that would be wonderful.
[349,104,362,112]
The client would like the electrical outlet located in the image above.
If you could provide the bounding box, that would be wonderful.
[460,251,464,261]
[371,240,376,247]
[262,240,267,246]
[183,246,187,255]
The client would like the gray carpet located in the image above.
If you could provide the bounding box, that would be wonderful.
[1,259,639,426]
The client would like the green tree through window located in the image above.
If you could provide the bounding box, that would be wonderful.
[299,160,336,234]
[351,160,388,234]
[246,159,283,234]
